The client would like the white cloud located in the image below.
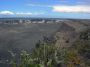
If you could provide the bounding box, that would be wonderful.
[27,4,51,7]
[0,11,14,15]
[0,11,44,16]
[57,0,68,3]
[52,5,90,13]
[16,12,44,15]
[27,4,90,13]
[16,12,32,15]
[32,12,44,15]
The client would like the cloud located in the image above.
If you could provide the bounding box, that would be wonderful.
[77,1,90,5]
[16,12,44,15]
[56,0,68,3]
[78,0,90,4]
[16,12,32,15]
[52,5,90,13]
[27,4,90,13]
[0,11,14,15]
[0,11,44,16]
[27,4,51,7]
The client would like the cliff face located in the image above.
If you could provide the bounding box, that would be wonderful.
[54,21,89,48]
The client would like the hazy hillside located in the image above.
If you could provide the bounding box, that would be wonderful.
[0,19,89,67]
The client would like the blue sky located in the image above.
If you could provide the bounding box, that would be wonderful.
[0,0,90,19]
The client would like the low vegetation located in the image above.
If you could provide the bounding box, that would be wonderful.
[10,29,90,67]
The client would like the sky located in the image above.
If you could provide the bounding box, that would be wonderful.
[0,0,90,19]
